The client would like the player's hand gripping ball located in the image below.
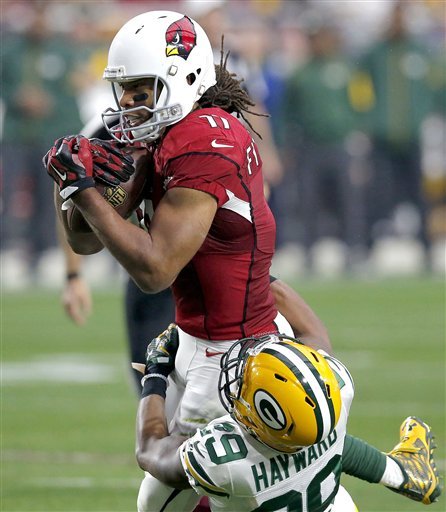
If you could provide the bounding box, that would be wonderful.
[44,135,151,233]
[85,137,136,187]
[44,135,96,197]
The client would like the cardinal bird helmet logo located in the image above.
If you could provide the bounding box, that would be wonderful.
[165,16,197,60]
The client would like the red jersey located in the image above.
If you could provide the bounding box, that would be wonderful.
[152,107,277,340]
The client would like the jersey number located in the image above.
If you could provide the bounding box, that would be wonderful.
[199,114,230,129]
[252,454,342,512]
[205,434,248,464]
[246,141,259,175]
[205,433,341,511]
[199,115,260,175]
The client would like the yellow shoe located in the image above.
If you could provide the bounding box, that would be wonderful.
[387,416,442,504]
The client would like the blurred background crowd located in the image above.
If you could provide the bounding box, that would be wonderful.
[1,0,445,289]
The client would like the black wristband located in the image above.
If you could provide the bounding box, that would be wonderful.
[60,177,95,200]
[66,272,80,281]
[141,374,168,399]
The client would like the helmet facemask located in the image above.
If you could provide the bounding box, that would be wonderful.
[218,336,268,413]
[102,76,184,143]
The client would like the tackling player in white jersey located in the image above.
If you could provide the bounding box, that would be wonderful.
[182,336,356,511]
[136,325,442,511]
[137,331,357,511]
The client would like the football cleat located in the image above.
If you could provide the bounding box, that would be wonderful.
[387,416,442,504]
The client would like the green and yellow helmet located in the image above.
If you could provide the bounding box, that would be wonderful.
[218,335,342,453]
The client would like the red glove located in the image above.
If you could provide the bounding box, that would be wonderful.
[43,135,135,200]
[44,135,95,201]
[88,138,135,186]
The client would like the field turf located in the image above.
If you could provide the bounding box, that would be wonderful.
[2,277,444,511]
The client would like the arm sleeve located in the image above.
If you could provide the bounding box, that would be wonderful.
[342,434,387,483]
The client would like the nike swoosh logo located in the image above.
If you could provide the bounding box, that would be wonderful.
[50,163,66,181]
[211,139,234,149]
[205,348,226,358]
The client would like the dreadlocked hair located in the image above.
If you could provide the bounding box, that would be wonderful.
[198,37,268,139]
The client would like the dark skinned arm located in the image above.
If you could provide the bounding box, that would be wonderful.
[270,278,333,355]
[56,216,93,325]
[135,395,190,489]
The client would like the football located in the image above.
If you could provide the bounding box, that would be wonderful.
[66,149,152,233]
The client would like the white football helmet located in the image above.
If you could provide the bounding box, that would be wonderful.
[102,10,216,143]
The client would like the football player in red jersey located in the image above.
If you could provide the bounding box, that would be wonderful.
[44,10,293,510]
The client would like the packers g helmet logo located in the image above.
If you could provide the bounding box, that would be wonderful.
[165,16,197,60]
[254,390,287,430]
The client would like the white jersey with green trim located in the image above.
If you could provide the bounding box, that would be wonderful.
[179,354,354,512]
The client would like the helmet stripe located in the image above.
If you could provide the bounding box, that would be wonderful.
[283,343,336,432]
[282,343,337,441]
[263,343,335,442]
[263,347,325,441]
